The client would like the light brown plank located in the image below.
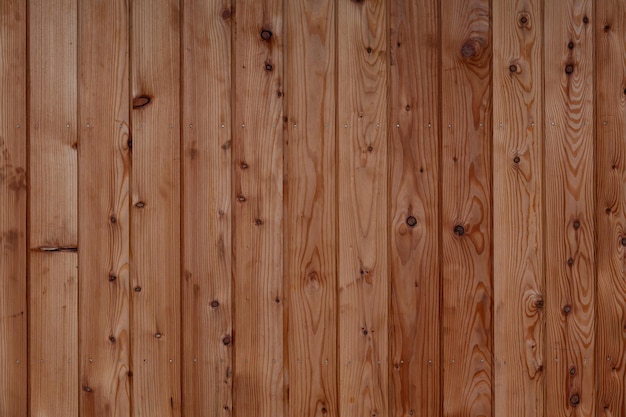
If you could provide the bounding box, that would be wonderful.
[596,2,626,415]
[130,0,181,416]
[28,0,79,415]
[285,0,337,416]
[337,1,388,417]
[29,252,78,417]
[544,1,595,417]
[388,0,440,416]
[0,1,27,416]
[78,0,131,415]
[493,1,544,417]
[232,1,285,417]
[181,0,232,415]
[440,1,492,416]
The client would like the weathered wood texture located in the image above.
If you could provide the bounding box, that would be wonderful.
[0,1,27,416]
[493,2,544,417]
[2,1,626,417]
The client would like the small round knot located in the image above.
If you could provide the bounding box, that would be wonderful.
[570,394,580,406]
[134,286,142,292]
[461,42,477,58]
[513,156,520,164]
[509,64,518,73]
[573,220,580,229]
[621,237,626,247]
[568,41,574,50]
[563,304,572,315]
[211,300,220,308]
[569,366,576,375]
[223,336,232,346]
[406,216,417,228]
[565,64,574,74]
[260,29,273,41]
[135,201,145,208]
[454,225,465,236]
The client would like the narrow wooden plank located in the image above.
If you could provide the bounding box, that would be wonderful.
[181,0,232,415]
[544,1,595,417]
[78,0,131,415]
[388,0,440,416]
[440,1,492,416]
[130,0,181,416]
[0,1,27,416]
[28,0,79,415]
[337,1,388,417]
[492,1,544,417]
[232,1,284,417]
[596,2,626,415]
[285,0,337,416]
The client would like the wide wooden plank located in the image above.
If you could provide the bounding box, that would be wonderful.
[232,1,284,417]
[493,1,544,417]
[29,0,79,415]
[544,1,595,417]
[285,0,337,417]
[337,1,388,417]
[130,0,181,416]
[0,1,27,416]
[181,0,232,415]
[388,1,439,417]
[440,1,492,416]
[29,252,78,417]
[595,1,624,416]
[78,0,131,416]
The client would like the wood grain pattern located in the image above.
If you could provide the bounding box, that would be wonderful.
[388,0,440,416]
[0,1,27,416]
[493,1,544,417]
[337,1,388,417]
[29,0,79,415]
[78,0,131,415]
[232,1,285,417]
[285,0,337,417]
[130,1,181,416]
[596,2,626,415]
[181,0,232,415]
[544,2,595,417]
[440,1,492,417]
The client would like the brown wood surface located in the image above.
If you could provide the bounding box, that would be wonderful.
[441,1,493,417]
[493,1,544,417]
[130,0,182,416]
[0,1,27,416]
[232,1,285,417]
[544,1,595,417]
[285,1,338,417]
[337,1,389,417]
[181,0,233,416]
[596,2,626,416]
[78,0,131,416]
[389,0,440,416]
[28,0,79,415]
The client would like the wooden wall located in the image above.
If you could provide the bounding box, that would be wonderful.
[1,0,625,417]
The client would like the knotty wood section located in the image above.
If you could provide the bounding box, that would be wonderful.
[389,1,440,417]
[181,0,232,415]
[595,2,626,416]
[232,1,285,417]
[0,1,27,416]
[441,1,492,417]
[544,1,595,417]
[29,0,79,415]
[78,0,131,415]
[285,0,337,417]
[596,1,626,415]
[493,1,544,417]
[337,1,388,417]
[130,0,181,416]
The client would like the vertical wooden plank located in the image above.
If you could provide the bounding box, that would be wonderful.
[78,0,131,415]
[493,1,544,417]
[388,0,439,417]
[0,1,27,416]
[28,0,78,415]
[544,1,595,417]
[596,2,626,415]
[440,1,492,416]
[181,0,232,415]
[285,0,337,416]
[337,1,388,417]
[130,0,181,416]
[232,1,284,416]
